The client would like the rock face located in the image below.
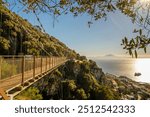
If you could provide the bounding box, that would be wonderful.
[57,59,150,100]
[104,74,150,100]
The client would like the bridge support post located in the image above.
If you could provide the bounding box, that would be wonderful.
[41,57,42,74]
[33,56,35,79]
[54,57,56,66]
[51,57,52,68]
[53,57,54,67]
[46,56,47,72]
[21,56,25,86]
[49,57,50,69]
[52,57,54,67]
[0,56,2,80]
[12,56,15,76]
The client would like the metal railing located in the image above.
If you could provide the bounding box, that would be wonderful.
[0,55,66,91]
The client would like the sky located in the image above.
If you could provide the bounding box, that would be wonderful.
[9,2,150,58]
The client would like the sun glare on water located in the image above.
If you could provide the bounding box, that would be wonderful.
[134,59,150,83]
[140,0,150,3]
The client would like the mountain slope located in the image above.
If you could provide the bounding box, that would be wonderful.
[0,4,77,58]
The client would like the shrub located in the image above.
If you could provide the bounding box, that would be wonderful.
[76,88,88,100]
[15,87,43,100]
[1,58,17,79]
[68,80,77,92]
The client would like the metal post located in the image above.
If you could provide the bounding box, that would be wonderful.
[33,56,35,79]
[12,56,15,76]
[21,56,25,86]
[49,57,51,70]
[55,57,56,66]
[56,57,57,65]
[41,57,42,74]
[50,57,52,69]
[53,57,54,67]
[51,57,53,68]
[53,57,55,67]
[0,56,2,80]
[46,56,47,71]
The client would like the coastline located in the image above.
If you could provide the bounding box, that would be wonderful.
[106,73,150,85]
[103,73,150,100]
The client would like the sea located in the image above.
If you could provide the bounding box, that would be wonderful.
[93,58,150,83]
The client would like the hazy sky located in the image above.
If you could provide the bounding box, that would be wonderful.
[11,4,149,57]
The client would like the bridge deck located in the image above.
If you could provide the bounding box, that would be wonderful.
[0,56,67,99]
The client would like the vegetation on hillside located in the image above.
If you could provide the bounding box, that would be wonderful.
[0,4,77,58]
[2,0,150,57]
[16,60,120,100]
[15,87,43,100]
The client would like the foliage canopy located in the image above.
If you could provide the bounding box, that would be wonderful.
[1,0,150,57]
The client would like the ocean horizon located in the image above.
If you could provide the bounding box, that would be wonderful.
[93,57,150,83]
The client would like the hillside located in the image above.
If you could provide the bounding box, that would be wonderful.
[0,4,77,58]
[1,4,150,100]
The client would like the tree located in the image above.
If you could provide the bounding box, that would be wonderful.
[2,0,150,57]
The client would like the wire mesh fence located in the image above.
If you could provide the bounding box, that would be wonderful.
[0,55,66,90]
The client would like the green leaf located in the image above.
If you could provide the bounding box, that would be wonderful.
[124,37,128,45]
[139,29,142,36]
[133,29,138,33]
[135,50,137,58]
[144,47,147,53]
[136,37,139,44]
[122,39,124,44]
[129,49,132,55]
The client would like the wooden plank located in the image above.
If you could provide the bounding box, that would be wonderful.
[0,88,9,100]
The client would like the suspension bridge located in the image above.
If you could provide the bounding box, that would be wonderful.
[0,55,67,100]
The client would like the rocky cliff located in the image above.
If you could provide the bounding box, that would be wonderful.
[104,74,150,100]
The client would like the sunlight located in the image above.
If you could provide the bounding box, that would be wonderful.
[134,59,150,82]
[140,0,150,3]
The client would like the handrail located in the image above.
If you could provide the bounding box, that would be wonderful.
[0,56,67,91]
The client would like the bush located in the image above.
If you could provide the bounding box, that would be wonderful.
[90,85,120,100]
[80,62,90,73]
[15,87,43,100]
[1,58,17,79]
[76,88,88,100]
[68,80,77,92]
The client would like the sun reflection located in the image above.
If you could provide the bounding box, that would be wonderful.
[140,0,150,5]
[134,59,150,82]
[140,0,150,2]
